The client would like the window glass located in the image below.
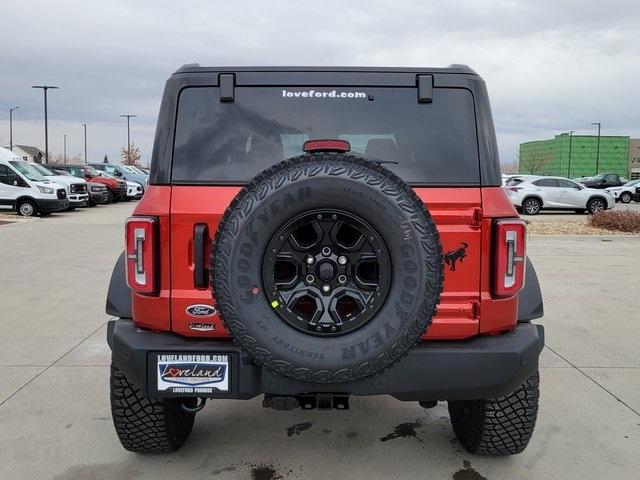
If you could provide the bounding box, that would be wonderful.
[556,179,579,188]
[172,86,480,184]
[9,161,47,182]
[532,178,556,187]
[0,165,23,186]
[30,163,54,176]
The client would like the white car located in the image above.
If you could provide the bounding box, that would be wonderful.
[29,162,89,209]
[95,171,143,200]
[605,179,640,204]
[0,147,69,216]
[125,180,144,200]
[505,175,615,215]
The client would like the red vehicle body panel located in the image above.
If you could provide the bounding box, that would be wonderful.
[131,185,521,342]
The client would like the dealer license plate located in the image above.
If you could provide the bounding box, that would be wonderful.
[156,354,229,393]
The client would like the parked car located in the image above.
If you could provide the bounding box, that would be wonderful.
[0,147,68,216]
[106,65,544,456]
[29,162,89,209]
[571,176,591,184]
[94,171,137,201]
[52,164,127,203]
[605,179,640,203]
[580,173,626,189]
[86,181,110,206]
[125,180,144,200]
[89,163,148,189]
[506,175,615,214]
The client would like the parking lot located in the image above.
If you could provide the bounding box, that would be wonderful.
[0,202,638,480]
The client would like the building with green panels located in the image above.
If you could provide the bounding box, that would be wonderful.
[519,134,630,179]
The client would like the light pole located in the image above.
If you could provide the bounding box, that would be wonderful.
[567,130,575,178]
[82,123,87,163]
[32,85,59,163]
[9,106,19,151]
[63,134,67,163]
[591,122,601,174]
[120,114,136,164]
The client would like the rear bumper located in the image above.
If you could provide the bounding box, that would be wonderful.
[36,198,69,213]
[108,319,544,401]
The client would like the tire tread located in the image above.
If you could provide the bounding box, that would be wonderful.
[211,153,444,384]
[448,370,540,455]
[110,364,195,453]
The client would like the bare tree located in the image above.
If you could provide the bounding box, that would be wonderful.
[121,143,142,166]
[501,161,519,174]
[518,150,552,174]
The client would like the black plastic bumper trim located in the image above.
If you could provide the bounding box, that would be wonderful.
[108,319,544,402]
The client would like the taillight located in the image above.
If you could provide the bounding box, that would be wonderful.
[125,216,158,295]
[508,187,522,192]
[492,218,526,298]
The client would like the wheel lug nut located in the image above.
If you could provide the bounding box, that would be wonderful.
[338,274,347,284]
[306,274,315,284]
[306,255,315,265]
[322,284,331,293]
[321,246,331,257]
[337,255,347,265]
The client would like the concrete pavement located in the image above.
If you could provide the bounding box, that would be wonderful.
[0,202,638,480]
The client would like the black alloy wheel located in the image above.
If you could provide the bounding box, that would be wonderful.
[263,209,391,337]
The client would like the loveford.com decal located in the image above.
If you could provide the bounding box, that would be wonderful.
[282,89,368,99]
[157,354,229,393]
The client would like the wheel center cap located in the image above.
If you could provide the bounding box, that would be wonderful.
[317,261,335,282]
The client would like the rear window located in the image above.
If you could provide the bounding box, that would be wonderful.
[505,178,524,186]
[172,87,480,185]
[532,178,556,187]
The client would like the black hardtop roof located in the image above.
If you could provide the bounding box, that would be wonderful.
[173,64,478,75]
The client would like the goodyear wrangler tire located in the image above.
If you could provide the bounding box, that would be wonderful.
[211,153,443,383]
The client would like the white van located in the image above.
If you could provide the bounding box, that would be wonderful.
[0,147,69,216]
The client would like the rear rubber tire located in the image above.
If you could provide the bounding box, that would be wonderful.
[110,364,196,453]
[448,370,540,456]
[522,198,541,215]
[211,153,443,384]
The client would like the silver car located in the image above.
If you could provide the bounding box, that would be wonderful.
[505,176,615,215]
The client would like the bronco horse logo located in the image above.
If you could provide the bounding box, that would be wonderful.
[444,242,468,272]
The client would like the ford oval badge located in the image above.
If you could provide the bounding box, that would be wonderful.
[186,304,217,317]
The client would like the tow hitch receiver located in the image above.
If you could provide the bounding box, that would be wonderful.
[263,394,350,411]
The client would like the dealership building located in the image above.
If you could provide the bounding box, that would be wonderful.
[519,134,640,180]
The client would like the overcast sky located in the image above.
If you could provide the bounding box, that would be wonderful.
[1,0,639,166]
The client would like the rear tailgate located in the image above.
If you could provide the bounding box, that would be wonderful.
[169,186,482,339]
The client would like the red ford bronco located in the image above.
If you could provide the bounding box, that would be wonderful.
[106,65,544,455]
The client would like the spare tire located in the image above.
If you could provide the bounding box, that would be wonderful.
[211,153,443,383]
